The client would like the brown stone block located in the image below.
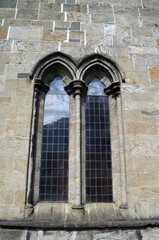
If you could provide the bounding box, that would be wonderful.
[67,13,90,23]
[69,30,84,42]
[0,27,8,39]
[39,41,59,52]
[0,52,25,64]
[128,172,159,187]
[134,158,159,173]
[149,66,159,81]
[40,3,61,12]
[126,121,157,135]
[0,190,15,205]
[63,4,87,13]
[15,190,25,204]
[0,155,13,172]
[0,96,11,105]
[141,187,159,199]
[43,30,67,41]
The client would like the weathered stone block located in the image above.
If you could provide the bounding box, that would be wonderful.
[91,13,114,23]
[0,230,26,240]
[13,41,40,52]
[28,28,43,41]
[0,190,15,205]
[32,20,53,29]
[149,67,159,81]
[89,4,112,15]
[40,2,61,12]
[3,19,31,27]
[0,27,8,39]
[39,12,64,21]
[63,4,87,13]
[39,41,59,52]
[9,26,29,40]
[0,9,15,19]
[104,24,131,38]
[141,17,159,28]
[16,9,38,20]
[17,1,39,10]
[126,121,157,135]
[131,27,153,37]
[0,40,12,51]
[0,0,17,8]
[43,30,67,41]
[67,13,90,23]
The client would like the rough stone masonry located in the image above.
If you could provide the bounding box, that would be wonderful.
[0,0,159,239]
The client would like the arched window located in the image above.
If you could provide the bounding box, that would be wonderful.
[39,76,69,202]
[85,77,112,203]
[26,53,127,226]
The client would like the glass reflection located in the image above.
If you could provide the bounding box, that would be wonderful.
[87,77,105,96]
[85,77,112,203]
[40,76,69,202]
[44,77,69,125]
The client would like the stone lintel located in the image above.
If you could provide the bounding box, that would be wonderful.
[64,80,88,97]
[104,82,120,98]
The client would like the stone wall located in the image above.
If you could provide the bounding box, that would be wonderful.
[0,0,159,239]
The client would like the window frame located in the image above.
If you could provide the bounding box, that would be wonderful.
[25,53,127,226]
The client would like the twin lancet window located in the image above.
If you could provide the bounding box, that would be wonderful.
[39,76,112,203]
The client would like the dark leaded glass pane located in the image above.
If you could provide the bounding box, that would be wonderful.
[85,78,112,203]
[39,76,69,202]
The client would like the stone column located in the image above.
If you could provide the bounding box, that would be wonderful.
[65,80,88,208]
[25,78,49,216]
[104,81,128,208]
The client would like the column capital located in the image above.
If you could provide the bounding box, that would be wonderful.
[64,80,88,97]
[34,78,50,93]
[104,82,120,98]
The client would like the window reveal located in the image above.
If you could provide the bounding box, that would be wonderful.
[39,76,69,202]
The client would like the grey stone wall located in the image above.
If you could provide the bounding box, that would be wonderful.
[0,0,159,239]
[0,228,159,240]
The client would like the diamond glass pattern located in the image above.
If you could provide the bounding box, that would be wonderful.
[39,76,69,202]
[85,78,112,203]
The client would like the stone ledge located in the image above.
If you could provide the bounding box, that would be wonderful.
[1,219,159,230]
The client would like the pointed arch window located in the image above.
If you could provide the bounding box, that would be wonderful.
[85,77,112,203]
[39,76,69,202]
[26,54,126,226]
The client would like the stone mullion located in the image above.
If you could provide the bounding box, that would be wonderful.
[74,93,82,206]
[65,80,88,208]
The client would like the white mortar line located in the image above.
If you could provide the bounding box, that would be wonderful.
[84,30,86,45]
[61,3,63,12]
[1,19,4,26]
[87,4,89,14]
[64,12,67,22]
[53,21,55,32]
[7,26,11,40]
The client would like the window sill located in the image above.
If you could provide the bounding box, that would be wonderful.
[25,202,126,226]
[1,219,159,230]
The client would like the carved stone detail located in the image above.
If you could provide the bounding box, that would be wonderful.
[34,78,50,93]
[64,80,88,97]
[104,82,120,98]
